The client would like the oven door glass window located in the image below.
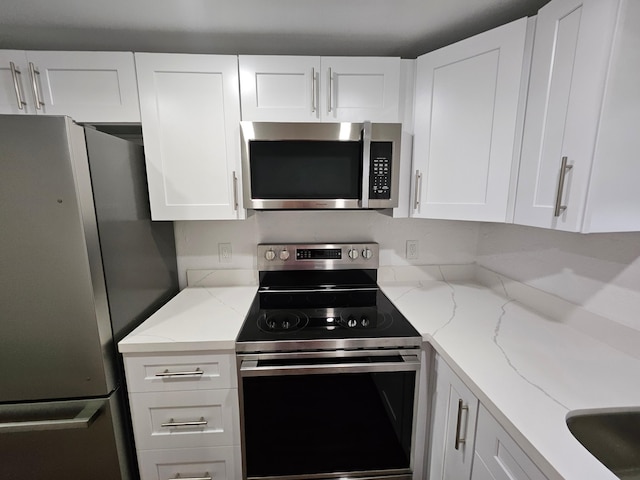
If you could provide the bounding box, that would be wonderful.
[249,140,362,199]
[242,370,415,478]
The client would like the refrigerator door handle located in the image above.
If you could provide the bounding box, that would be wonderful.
[0,398,104,433]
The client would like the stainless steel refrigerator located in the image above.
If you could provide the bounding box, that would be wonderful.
[0,115,179,479]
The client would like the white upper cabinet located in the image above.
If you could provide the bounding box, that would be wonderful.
[514,0,640,232]
[239,55,401,122]
[0,50,140,122]
[135,53,244,221]
[412,18,530,222]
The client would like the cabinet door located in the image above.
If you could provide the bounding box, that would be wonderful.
[412,17,529,222]
[239,55,320,121]
[513,0,621,231]
[429,356,479,480]
[0,51,34,114]
[320,57,400,122]
[472,405,548,480]
[135,53,244,220]
[23,51,141,122]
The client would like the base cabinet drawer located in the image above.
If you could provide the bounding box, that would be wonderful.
[138,446,241,480]
[130,389,240,450]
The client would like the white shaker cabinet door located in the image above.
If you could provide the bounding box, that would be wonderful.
[135,53,244,220]
[429,355,479,480]
[0,50,33,114]
[23,51,141,122]
[239,55,320,121]
[412,17,529,222]
[320,56,400,123]
[513,0,621,231]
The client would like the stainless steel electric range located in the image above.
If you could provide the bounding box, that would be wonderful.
[236,243,421,480]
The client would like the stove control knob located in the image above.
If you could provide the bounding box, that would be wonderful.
[361,317,370,327]
[279,249,290,261]
[362,248,373,260]
[265,249,276,261]
[282,320,290,330]
[347,317,357,328]
[348,248,359,260]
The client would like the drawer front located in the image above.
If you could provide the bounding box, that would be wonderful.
[138,446,240,480]
[130,390,240,450]
[124,353,237,393]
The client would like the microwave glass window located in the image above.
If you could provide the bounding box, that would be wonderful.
[249,141,362,199]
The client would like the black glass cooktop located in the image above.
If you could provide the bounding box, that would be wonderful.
[236,270,420,351]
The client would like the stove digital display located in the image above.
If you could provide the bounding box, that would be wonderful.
[296,248,342,260]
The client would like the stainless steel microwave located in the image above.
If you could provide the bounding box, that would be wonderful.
[240,121,401,210]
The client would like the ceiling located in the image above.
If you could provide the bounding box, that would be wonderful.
[0,0,550,58]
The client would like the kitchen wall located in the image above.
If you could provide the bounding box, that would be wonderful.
[476,223,640,332]
[174,211,480,285]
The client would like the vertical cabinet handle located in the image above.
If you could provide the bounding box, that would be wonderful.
[232,171,239,211]
[554,156,573,217]
[9,62,27,110]
[327,67,333,113]
[454,399,468,450]
[311,67,317,113]
[413,170,422,210]
[28,62,45,110]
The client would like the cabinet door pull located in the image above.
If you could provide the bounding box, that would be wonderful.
[454,399,468,450]
[232,171,239,211]
[554,156,573,217]
[9,62,27,110]
[327,67,333,113]
[28,62,45,110]
[170,474,212,480]
[311,67,317,113]
[161,417,207,428]
[413,170,422,210]
[155,368,204,377]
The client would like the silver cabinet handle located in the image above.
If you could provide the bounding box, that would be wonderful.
[413,170,422,210]
[28,62,45,110]
[327,67,333,113]
[155,368,204,377]
[454,399,469,450]
[232,171,239,211]
[161,417,207,428]
[9,62,27,110]
[170,474,212,480]
[311,67,317,113]
[361,121,372,209]
[554,156,573,217]
[0,399,103,433]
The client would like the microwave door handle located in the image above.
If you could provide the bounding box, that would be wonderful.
[361,121,372,209]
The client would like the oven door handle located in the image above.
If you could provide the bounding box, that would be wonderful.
[240,354,420,377]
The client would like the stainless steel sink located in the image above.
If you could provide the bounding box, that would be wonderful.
[567,409,640,480]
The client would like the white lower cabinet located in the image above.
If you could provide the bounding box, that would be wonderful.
[472,406,547,480]
[123,351,241,480]
[428,355,548,480]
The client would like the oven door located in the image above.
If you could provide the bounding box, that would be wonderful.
[238,349,420,480]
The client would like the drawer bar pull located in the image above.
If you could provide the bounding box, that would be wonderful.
[155,368,204,377]
[161,417,207,428]
[170,473,212,480]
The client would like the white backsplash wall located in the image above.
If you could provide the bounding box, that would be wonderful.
[476,223,640,332]
[174,210,480,287]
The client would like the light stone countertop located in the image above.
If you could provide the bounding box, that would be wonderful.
[117,266,640,480]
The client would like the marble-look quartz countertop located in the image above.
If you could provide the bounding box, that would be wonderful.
[378,265,640,480]
[118,266,640,480]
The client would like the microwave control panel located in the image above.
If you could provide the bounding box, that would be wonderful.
[369,142,392,199]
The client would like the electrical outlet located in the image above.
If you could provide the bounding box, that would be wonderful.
[406,240,419,260]
[218,243,232,263]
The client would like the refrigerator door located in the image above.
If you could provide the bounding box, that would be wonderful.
[0,389,132,480]
[0,115,113,401]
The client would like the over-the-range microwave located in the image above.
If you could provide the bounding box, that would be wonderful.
[240,121,401,210]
